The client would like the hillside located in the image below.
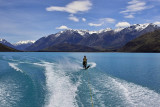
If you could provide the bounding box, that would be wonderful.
[40,43,102,52]
[119,29,160,52]
[0,39,15,48]
[0,43,19,52]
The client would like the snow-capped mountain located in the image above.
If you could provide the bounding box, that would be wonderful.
[52,24,153,37]
[0,39,7,43]
[53,28,113,38]
[14,40,35,46]
[114,28,124,33]
[26,23,160,51]
[134,23,150,31]
[120,29,160,52]
[14,40,35,50]
[54,29,90,37]
[0,39,15,48]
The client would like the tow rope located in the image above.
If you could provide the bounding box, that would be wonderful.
[86,70,94,107]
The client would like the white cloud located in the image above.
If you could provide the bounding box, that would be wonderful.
[88,17,116,27]
[124,14,134,18]
[121,0,151,13]
[154,21,160,26]
[56,25,69,29]
[115,22,131,28]
[68,14,79,22]
[121,0,153,18]
[88,23,103,27]
[46,0,92,14]
[88,18,116,27]
[100,18,116,23]
[82,18,86,22]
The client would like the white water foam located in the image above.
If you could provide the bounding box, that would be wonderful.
[0,80,23,107]
[96,75,160,107]
[8,58,34,64]
[76,61,96,69]
[88,62,96,68]
[8,63,23,73]
[57,58,83,71]
[34,61,79,107]
[90,87,106,107]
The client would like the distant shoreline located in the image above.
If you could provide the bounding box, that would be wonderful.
[1,51,160,53]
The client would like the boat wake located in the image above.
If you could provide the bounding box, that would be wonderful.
[34,61,80,107]
[8,63,23,73]
[92,74,160,107]
[88,62,96,68]
[6,56,159,107]
[0,79,23,107]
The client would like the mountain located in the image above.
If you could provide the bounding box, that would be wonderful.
[0,39,15,48]
[13,40,35,50]
[26,23,160,51]
[81,23,159,49]
[41,43,101,52]
[0,43,19,52]
[26,30,85,51]
[119,29,160,52]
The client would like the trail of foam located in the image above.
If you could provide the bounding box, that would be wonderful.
[113,78,160,106]
[8,63,23,73]
[76,60,96,69]
[8,58,34,64]
[88,62,96,68]
[0,80,23,107]
[89,86,106,107]
[58,62,82,71]
[96,74,160,107]
[34,61,79,107]
[57,57,83,71]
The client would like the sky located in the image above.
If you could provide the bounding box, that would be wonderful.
[0,0,160,43]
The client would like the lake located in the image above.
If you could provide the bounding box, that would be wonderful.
[0,52,160,107]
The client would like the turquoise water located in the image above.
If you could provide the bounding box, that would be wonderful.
[0,52,160,107]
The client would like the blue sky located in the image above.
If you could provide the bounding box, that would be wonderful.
[0,0,160,43]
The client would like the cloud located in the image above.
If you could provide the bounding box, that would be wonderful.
[56,25,69,29]
[154,21,160,26]
[88,23,103,27]
[82,18,86,22]
[115,22,131,28]
[124,14,134,18]
[121,0,151,13]
[121,0,153,18]
[46,0,92,14]
[68,14,79,22]
[88,17,116,27]
[100,18,116,23]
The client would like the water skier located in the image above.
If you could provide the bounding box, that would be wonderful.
[83,56,87,69]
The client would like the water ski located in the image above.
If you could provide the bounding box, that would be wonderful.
[85,65,90,70]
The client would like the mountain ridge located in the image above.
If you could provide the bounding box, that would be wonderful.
[13,40,35,50]
[0,43,19,52]
[26,23,160,51]
[119,29,160,52]
[0,39,15,48]
[1,23,160,52]
[41,43,102,52]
